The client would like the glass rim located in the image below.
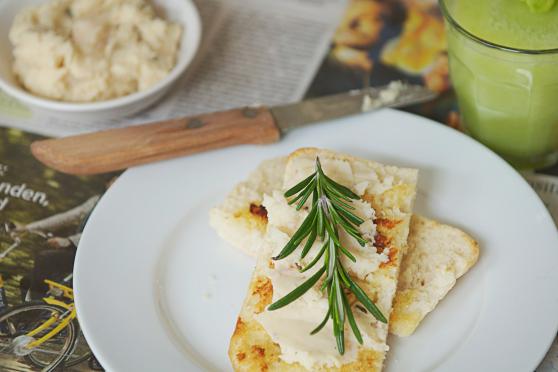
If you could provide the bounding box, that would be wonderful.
[438,0,558,55]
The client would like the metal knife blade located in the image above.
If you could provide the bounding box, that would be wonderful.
[270,82,437,132]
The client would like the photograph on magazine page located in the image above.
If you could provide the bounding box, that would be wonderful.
[305,0,457,128]
[0,127,118,372]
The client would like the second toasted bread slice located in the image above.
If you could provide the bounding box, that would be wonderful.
[389,215,480,336]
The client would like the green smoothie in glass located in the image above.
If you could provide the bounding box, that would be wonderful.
[440,0,558,168]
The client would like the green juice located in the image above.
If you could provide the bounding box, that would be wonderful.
[442,0,558,168]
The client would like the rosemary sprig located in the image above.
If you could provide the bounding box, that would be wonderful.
[267,157,387,355]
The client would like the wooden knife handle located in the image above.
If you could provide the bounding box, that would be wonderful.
[31,106,281,175]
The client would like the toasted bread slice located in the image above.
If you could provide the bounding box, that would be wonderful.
[210,156,480,338]
[389,215,479,336]
[228,148,418,371]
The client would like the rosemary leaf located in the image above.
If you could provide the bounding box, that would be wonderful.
[333,275,345,355]
[323,173,360,199]
[325,185,353,203]
[300,240,328,273]
[327,190,356,209]
[325,221,341,246]
[337,263,351,287]
[288,179,315,206]
[334,274,345,327]
[330,285,345,355]
[336,212,362,235]
[348,278,387,323]
[267,266,326,311]
[296,181,316,210]
[273,205,317,260]
[310,308,331,335]
[338,244,357,262]
[317,207,325,239]
[285,173,315,197]
[326,239,336,283]
[343,292,363,344]
[300,228,317,259]
[343,228,368,248]
[329,206,367,247]
[336,206,365,226]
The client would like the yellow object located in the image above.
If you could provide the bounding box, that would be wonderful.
[334,1,385,48]
[331,45,373,71]
[24,280,76,350]
[44,279,74,300]
[381,7,446,74]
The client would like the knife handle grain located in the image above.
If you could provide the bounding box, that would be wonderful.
[31,106,281,175]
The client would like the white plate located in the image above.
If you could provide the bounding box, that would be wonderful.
[74,109,558,372]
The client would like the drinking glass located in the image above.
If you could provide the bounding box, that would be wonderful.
[440,0,558,169]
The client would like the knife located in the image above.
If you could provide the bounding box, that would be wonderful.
[31,82,436,175]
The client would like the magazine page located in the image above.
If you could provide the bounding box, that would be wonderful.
[0,126,119,371]
[0,0,345,137]
[305,0,455,127]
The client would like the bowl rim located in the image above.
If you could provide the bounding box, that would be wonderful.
[438,0,558,55]
[0,0,202,112]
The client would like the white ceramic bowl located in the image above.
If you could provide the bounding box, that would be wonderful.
[0,0,201,121]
